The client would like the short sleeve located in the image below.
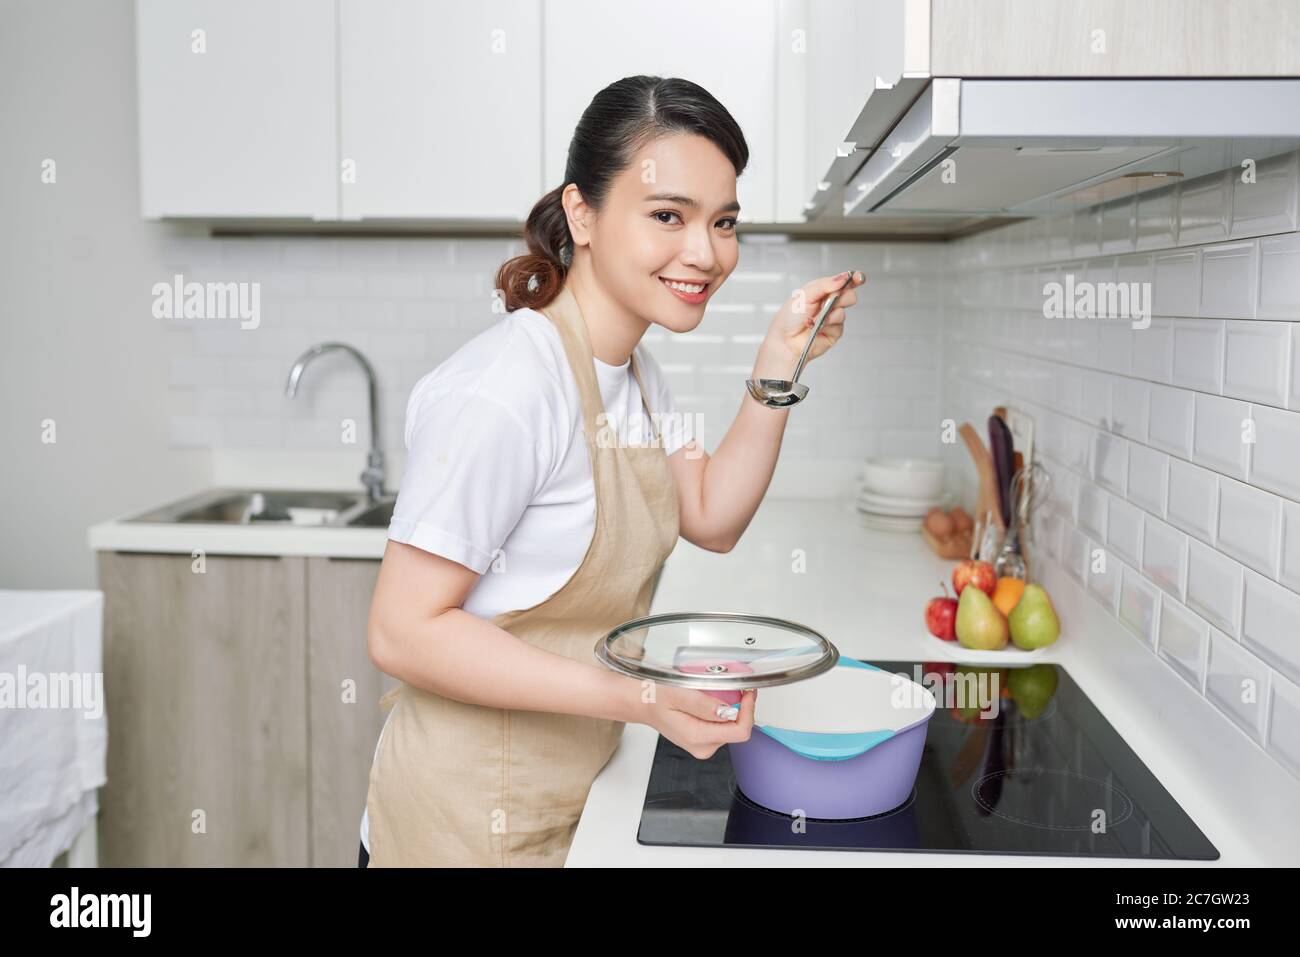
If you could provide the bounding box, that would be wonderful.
[638,346,694,457]
[387,389,543,575]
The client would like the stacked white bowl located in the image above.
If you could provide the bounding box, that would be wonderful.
[855,457,947,532]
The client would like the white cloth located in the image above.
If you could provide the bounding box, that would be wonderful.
[361,307,689,853]
[0,591,107,867]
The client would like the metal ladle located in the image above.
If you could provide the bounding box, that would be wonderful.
[745,270,859,408]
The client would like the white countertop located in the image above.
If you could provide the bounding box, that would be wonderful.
[567,497,1300,867]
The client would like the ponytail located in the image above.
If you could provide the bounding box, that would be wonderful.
[494,185,573,312]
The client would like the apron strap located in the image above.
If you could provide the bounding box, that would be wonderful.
[629,353,665,447]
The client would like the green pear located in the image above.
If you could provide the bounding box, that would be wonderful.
[1008,584,1061,649]
[956,585,1009,650]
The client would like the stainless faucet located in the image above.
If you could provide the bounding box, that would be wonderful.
[285,342,385,502]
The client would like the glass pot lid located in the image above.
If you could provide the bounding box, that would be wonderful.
[594,612,840,691]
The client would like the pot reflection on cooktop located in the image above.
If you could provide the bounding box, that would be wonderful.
[637,659,1218,860]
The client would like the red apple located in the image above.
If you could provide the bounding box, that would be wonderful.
[952,559,997,597]
[925,582,958,641]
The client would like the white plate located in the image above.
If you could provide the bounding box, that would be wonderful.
[857,512,923,532]
[855,489,948,516]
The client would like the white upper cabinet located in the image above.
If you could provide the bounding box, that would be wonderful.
[136,0,338,219]
[337,0,541,220]
[542,0,779,224]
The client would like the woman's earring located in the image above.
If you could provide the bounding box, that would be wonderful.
[560,243,573,267]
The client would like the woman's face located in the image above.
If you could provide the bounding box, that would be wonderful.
[576,132,741,334]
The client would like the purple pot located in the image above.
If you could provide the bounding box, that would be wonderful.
[728,658,936,820]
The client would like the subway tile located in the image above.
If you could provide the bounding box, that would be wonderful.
[1206,626,1271,744]
[1157,594,1210,691]
[1283,501,1300,594]
[1217,477,1283,579]
[1101,198,1136,253]
[1292,328,1300,409]
[1199,241,1257,320]
[1069,316,1101,367]
[1223,320,1291,407]
[1230,149,1299,239]
[1073,210,1103,258]
[1062,525,1089,585]
[1131,318,1174,383]
[1054,366,1084,416]
[1170,318,1225,393]
[1177,169,1232,245]
[1166,457,1219,544]
[1106,495,1144,568]
[1079,371,1112,430]
[1185,538,1244,637]
[1192,393,1251,479]
[1135,183,1179,251]
[1127,443,1169,517]
[1152,249,1200,317]
[1257,233,1300,321]
[1249,404,1300,502]
[1077,481,1109,541]
[1142,516,1188,600]
[1093,431,1129,495]
[1147,384,1195,459]
[1119,562,1161,645]
[1097,321,1133,373]
[1086,536,1120,611]
[1268,672,1300,778]
[1110,378,1149,441]
[1242,569,1300,686]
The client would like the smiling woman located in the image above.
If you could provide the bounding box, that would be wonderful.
[361,75,862,868]
[495,74,749,323]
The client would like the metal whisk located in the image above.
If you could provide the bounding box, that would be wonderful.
[994,463,1052,580]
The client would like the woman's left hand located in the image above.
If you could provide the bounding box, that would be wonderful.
[758,271,865,374]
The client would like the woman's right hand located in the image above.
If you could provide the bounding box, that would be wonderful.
[634,685,756,759]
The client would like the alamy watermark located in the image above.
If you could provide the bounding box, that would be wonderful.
[0,668,104,720]
[1043,273,1151,329]
[152,273,260,329]
[595,410,705,459]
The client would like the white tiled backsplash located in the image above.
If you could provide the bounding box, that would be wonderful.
[943,149,1300,786]
[161,235,943,483]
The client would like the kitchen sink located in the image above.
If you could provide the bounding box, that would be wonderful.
[343,499,395,528]
[124,488,396,528]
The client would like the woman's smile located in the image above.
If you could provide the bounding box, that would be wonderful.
[658,275,711,304]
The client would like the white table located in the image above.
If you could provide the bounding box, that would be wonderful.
[0,590,106,867]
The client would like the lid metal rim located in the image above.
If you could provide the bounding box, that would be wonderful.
[593,611,841,690]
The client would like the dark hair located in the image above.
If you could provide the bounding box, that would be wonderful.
[495,75,749,312]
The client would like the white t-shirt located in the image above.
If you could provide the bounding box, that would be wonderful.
[360,306,690,853]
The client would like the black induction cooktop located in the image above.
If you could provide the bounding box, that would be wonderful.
[638,659,1219,860]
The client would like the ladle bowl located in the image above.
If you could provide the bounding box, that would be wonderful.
[744,269,859,408]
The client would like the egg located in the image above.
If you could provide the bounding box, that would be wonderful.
[950,507,973,532]
[925,508,954,538]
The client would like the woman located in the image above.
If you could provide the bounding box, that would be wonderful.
[361,75,863,867]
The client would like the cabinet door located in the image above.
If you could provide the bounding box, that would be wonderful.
[338,0,543,220]
[305,557,397,868]
[98,552,309,866]
[135,0,338,218]
[543,0,778,223]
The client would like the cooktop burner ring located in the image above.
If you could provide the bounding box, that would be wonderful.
[972,768,1136,831]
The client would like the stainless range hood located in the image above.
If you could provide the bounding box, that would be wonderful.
[842,79,1300,226]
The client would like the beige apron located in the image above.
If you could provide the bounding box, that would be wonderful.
[364,284,680,867]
